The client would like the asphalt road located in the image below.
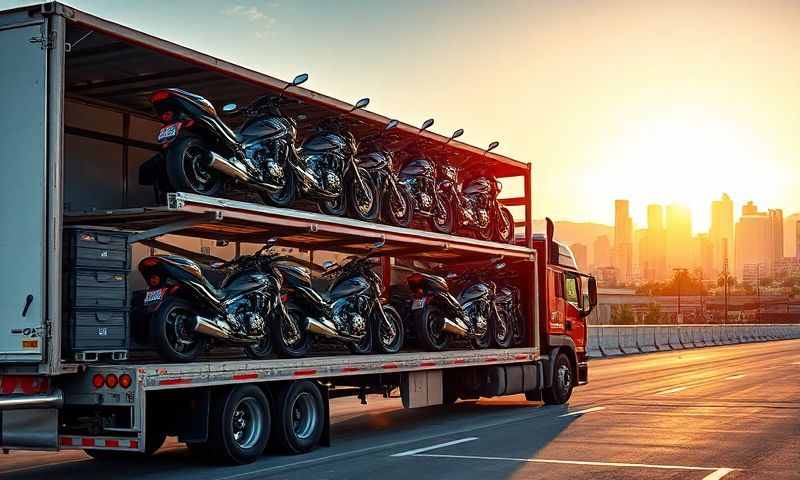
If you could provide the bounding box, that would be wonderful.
[2,340,799,479]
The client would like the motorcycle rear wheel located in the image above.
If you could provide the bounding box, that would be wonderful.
[150,297,206,362]
[348,167,380,222]
[165,136,224,196]
[385,186,414,228]
[414,304,449,352]
[272,303,312,358]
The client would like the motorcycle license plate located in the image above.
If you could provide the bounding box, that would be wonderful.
[411,298,426,310]
[144,288,166,304]
[157,123,181,144]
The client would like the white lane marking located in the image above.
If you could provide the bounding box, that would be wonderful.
[559,406,605,417]
[413,453,732,473]
[791,361,800,365]
[725,374,745,380]
[391,437,478,457]
[703,467,735,479]
[655,386,688,395]
[611,410,791,419]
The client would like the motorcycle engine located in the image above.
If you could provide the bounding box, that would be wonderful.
[332,299,368,337]
[227,296,266,337]
[419,192,433,210]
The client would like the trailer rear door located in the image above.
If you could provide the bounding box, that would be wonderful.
[0,21,48,362]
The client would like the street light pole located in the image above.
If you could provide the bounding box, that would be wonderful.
[673,267,687,324]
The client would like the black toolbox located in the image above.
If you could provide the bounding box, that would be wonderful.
[62,226,132,361]
[63,226,131,271]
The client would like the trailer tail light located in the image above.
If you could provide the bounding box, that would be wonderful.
[119,374,132,389]
[0,376,49,395]
[105,374,118,389]
[92,374,105,389]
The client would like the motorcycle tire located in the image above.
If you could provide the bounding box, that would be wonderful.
[347,318,374,355]
[244,332,273,359]
[385,184,414,228]
[475,214,494,241]
[464,302,491,350]
[376,305,405,354]
[492,308,514,349]
[430,197,455,234]
[347,167,381,222]
[165,135,224,197]
[496,206,515,244]
[150,297,206,363]
[319,192,348,217]
[260,168,296,208]
[414,304,449,352]
[272,303,312,358]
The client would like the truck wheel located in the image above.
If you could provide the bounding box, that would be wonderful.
[272,380,324,454]
[415,305,449,351]
[542,353,573,405]
[165,135,224,196]
[151,297,206,363]
[207,385,271,465]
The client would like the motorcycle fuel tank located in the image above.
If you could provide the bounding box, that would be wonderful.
[399,159,434,178]
[221,271,272,299]
[238,116,295,142]
[358,151,390,170]
[274,262,312,289]
[329,275,371,299]
[302,132,348,152]
[463,177,492,195]
[459,282,492,303]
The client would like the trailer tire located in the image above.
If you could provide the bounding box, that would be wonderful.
[273,380,324,454]
[207,385,271,465]
[542,353,573,405]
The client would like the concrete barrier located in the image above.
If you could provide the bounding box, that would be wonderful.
[679,326,695,347]
[692,326,707,347]
[619,326,639,354]
[703,326,716,346]
[655,326,672,350]
[588,327,603,358]
[637,326,658,353]
[599,327,623,356]
[667,326,683,349]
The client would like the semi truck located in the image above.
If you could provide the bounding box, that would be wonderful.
[0,2,596,465]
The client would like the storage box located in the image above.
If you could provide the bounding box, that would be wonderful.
[64,269,128,309]
[63,226,131,271]
[64,309,129,357]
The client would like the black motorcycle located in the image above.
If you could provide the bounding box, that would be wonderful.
[397,123,459,233]
[357,119,415,227]
[137,241,292,362]
[281,98,381,221]
[404,267,492,351]
[139,73,309,202]
[493,262,525,347]
[272,245,404,357]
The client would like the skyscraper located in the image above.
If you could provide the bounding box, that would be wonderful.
[768,209,783,265]
[734,201,782,280]
[694,233,714,280]
[570,243,587,270]
[666,203,692,269]
[613,200,633,283]
[709,193,733,274]
[643,204,666,280]
[593,235,612,269]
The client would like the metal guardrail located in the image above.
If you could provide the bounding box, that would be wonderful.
[587,324,800,358]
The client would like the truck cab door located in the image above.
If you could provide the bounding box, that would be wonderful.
[547,268,566,335]
[563,273,586,352]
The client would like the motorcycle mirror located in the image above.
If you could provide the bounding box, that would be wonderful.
[495,262,507,270]
[485,141,500,153]
[352,98,370,111]
[221,103,239,115]
[291,73,309,87]
[323,260,336,270]
[372,239,386,249]
[448,128,464,142]
[446,272,457,279]
[385,119,399,131]
[266,237,278,245]
[419,118,434,132]
[216,240,230,247]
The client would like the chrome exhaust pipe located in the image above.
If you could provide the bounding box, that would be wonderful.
[442,318,469,337]
[208,152,252,183]
[306,318,361,342]
[194,316,258,343]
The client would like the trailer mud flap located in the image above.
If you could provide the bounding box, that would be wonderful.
[0,409,58,450]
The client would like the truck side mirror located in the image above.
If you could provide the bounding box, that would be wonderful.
[588,277,598,308]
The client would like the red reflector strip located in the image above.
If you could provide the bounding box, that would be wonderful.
[105,439,119,448]
[420,361,436,367]
[485,357,498,363]
[81,438,95,447]
[129,440,139,449]
[293,369,317,377]
[60,436,73,446]
[515,354,528,360]
[382,363,398,370]
[340,367,360,373]
[233,373,258,381]
[159,378,192,386]
[451,358,465,365]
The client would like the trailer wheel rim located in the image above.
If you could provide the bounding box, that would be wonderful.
[290,392,318,440]
[231,397,264,449]
[557,363,571,394]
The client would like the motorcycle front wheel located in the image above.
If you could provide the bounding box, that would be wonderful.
[464,302,491,350]
[319,192,347,217]
[348,167,381,222]
[430,197,455,234]
[376,305,405,354]
[492,308,513,349]
[272,303,312,358]
[244,331,273,359]
[150,297,207,362]
[347,319,374,355]
[165,136,224,197]
[261,167,296,208]
[385,184,414,228]
[495,206,515,244]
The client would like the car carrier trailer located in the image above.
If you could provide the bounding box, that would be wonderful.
[0,2,595,464]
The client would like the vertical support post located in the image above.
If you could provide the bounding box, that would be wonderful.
[524,164,533,249]
[381,256,392,297]
[122,113,130,208]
